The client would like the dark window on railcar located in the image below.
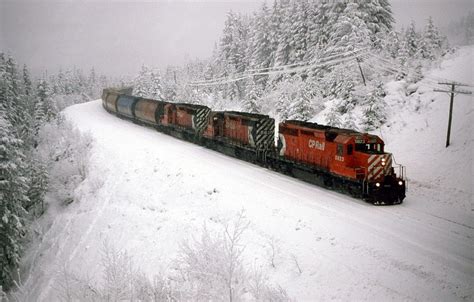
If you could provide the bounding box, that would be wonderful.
[347,144,353,155]
[355,143,384,154]
[355,144,364,151]
[337,144,343,156]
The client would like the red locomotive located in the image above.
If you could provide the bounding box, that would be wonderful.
[275,120,405,203]
[102,88,406,204]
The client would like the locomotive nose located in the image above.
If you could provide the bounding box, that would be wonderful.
[367,153,393,181]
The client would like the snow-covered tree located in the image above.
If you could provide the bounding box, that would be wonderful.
[321,64,356,100]
[362,82,387,131]
[22,65,32,98]
[326,2,372,55]
[133,65,164,100]
[133,65,150,97]
[405,21,419,58]
[0,105,29,290]
[25,157,48,215]
[149,70,164,100]
[248,2,272,90]
[358,0,394,42]
[271,75,317,121]
[397,30,410,74]
[242,79,262,113]
[35,79,57,132]
[419,16,443,60]
[325,106,342,128]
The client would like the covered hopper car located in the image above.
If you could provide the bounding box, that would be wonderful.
[102,88,406,205]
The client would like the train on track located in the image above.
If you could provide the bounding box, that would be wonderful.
[102,87,406,205]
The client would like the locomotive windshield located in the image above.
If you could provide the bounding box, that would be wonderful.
[355,143,384,154]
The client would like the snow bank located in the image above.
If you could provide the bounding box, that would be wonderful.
[382,46,473,215]
[17,47,474,301]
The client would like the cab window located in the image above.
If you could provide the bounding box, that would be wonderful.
[355,143,383,153]
[337,144,343,156]
[347,144,353,155]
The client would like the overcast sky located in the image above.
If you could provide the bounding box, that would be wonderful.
[1,0,472,77]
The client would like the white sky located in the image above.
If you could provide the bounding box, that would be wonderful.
[1,0,472,77]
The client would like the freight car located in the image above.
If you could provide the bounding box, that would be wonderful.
[101,88,406,205]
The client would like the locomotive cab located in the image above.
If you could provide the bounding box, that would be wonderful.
[350,134,406,204]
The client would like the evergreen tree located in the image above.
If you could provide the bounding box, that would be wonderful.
[0,54,7,120]
[274,0,292,68]
[0,105,29,290]
[25,158,48,215]
[327,2,371,55]
[419,16,443,60]
[242,79,262,113]
[22,65,32,98]
[217,11,250,100]
[358,0,394,41]
[149,70,164,100]
[133,65,150,98]
[35,79,56,132]
[383,30,401,59]
[396,30,410,79]
[405,21,419,58]
[248,2,272,90]
[325,106,342,128]
[362,82,387,131]
[288,0,309,64]
[3,56,33,144]
[342,111,357,130]
[321,64,356,100]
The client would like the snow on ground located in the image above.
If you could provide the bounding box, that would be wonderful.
[19,47,473,301]
[381,46,473,221]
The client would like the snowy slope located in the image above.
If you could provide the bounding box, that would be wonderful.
[382,46,473,212]
[19,48,473,301]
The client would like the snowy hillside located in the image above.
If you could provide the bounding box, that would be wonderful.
[17,47,473,301]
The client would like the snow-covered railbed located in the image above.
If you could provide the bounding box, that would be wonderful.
[22,99,473,301]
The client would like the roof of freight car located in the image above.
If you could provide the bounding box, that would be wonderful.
[283,120,358,134]
[138,98,169,105]
[174,103,210,110]
[223,111,272,121]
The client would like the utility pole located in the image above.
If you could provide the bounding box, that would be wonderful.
[434,82,472,147]
[356,58,366,86]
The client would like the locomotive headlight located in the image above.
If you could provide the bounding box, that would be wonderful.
[398,180,403,186]
[381,162,386,166]
[375,182,381,187]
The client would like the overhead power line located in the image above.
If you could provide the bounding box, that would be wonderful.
[187,48,368,87]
